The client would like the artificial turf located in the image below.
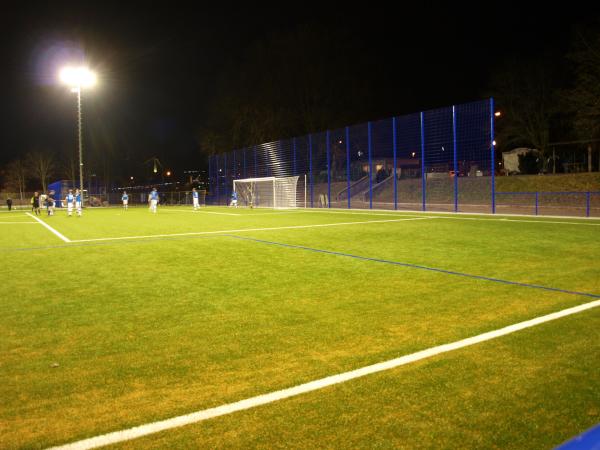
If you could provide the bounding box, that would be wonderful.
[0,206,598,449]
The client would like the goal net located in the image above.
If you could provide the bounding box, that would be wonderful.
[233,176,300,208]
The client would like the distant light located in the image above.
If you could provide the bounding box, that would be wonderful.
[130,176,134,180]
[166,171,171,176]
[59,67,97,88]
[494,111,502,117]
[338,140,343,144]
[492,140,497,146]
[411,152,416,157]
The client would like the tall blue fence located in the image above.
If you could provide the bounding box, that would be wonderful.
[208,99,496,212]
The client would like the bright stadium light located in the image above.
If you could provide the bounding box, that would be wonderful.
[59,66,96,211]
[59,67,97,88]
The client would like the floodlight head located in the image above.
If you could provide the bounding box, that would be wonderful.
[59,67,97,88]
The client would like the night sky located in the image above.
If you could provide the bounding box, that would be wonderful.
[1,3,594,182]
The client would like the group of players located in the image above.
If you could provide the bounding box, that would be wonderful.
[30,189,82,217]
[119,187,206,213]
[29,187,226,216]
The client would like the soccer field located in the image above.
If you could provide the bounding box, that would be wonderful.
[1,206,599,449]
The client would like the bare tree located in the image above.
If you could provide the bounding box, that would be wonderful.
[61,149,78,187]
[26,151,55,193]
[490,58,557,171]
[3,159,27,202]
[565,25,600,171]
[199,129,224,156]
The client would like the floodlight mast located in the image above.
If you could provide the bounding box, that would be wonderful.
[59,67,96,208]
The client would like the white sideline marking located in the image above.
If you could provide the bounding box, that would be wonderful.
[26,213,71,242]
[292,210,600,227]
[302,209,600,225]
[317,206,600,222]
[68,217,431,243]
[300,210,416,218]
[242,211,306,216]
[164,209,242,216]
[435,216,600,226]
[48,298,600,450]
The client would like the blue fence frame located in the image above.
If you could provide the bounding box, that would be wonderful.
[208,99,496,212]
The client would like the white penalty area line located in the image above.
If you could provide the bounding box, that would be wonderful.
[48,298,600,450]
[68,217,431,243]
[26,213,71,242]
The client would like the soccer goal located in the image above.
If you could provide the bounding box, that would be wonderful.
[233,176,303,208]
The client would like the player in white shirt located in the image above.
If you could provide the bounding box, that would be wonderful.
[122,191,129,210]
[192,188,200,210]
[148,188,159,213]
[75,189,82,216]
[65,189,75,216]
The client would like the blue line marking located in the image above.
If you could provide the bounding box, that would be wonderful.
[226,235,600,299]
[555,422,600,450]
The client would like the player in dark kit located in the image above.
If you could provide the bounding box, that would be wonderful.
[31,192,40,215]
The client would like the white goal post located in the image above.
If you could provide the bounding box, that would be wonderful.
[233,176,302,208]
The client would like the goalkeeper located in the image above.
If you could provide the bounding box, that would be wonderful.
[230,190,238,208]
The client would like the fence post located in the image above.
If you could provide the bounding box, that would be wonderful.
[292,137,297,176]
[420,112,426,211]
[490,97,496,214]
[453,105,458,212]
[586,192,591,217]
[368,122,373,209]
[232,150,236,181]
[393,117,398,210]
[535,191,539,215]
[216,154,220,205]
[309,134,314,208]
[254,146,258,178]
[327,130,331,208]
[242,149,246,179]
[346,126,351,209]
[224,152,228,204]
[265,148,270,177]
[208,155,212,204]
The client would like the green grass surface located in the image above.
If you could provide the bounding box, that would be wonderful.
[495,172,600,192]
[1,206,599,449]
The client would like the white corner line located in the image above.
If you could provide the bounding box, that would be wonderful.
[47,298,600,450]
[68,217,431,243]
[26,213,71,243]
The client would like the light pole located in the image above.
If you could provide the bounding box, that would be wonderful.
[59,67,96,206]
